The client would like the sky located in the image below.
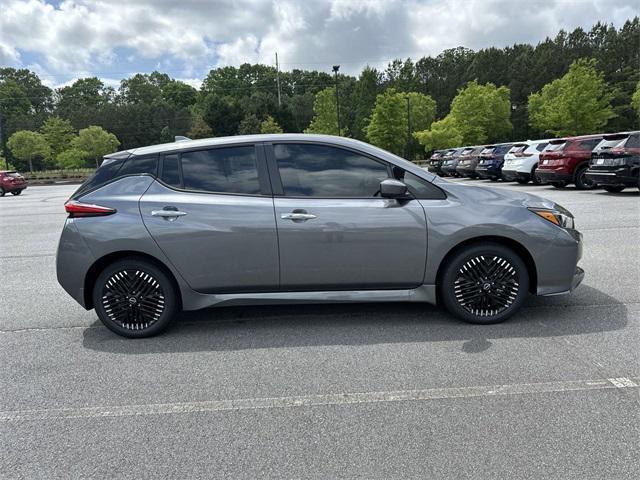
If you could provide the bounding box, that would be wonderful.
[0,0,638,89]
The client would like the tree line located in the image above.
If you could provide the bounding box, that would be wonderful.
[0,18,638,171]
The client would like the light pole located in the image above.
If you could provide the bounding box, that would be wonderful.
[405,95,412,160]
[332,65,341,136]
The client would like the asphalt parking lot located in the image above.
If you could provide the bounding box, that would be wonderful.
[1,179,638,479]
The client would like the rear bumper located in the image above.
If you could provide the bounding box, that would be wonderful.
[536,169,572,184]
[475,166,501,179]
[427,165,443,175]
[501,169,530,182]
[585,169,637,187]
[456,166,477,177]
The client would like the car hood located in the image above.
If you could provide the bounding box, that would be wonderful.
[434,179,556,210]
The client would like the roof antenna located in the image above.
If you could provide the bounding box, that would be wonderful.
[175,136,191,142]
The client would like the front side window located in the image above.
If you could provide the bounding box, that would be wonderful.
[181,146,260,194]
[274,143,389,197]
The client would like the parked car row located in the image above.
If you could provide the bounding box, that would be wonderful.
[428,131,640,192]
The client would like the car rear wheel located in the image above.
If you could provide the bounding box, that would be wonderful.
[440,243,529,325]
[0,187,5,197]
[531,165,542,185]
[516,178,529,184]
[551,181,567,188]
[11,190,22,196]
[602,186,625,193]
[93,258,178,338]
[574,165,597,190]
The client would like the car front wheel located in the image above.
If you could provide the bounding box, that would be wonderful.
[440,243,529,324]
[93,258,178,338]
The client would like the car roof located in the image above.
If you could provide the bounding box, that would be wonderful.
[116,134,375,157]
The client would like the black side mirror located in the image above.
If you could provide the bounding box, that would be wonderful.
[380,178,409,199]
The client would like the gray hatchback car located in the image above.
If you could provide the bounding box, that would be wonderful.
[57,134,584,337]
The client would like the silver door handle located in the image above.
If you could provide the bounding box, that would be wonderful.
[281,213,317,221]
[152,210,187,217]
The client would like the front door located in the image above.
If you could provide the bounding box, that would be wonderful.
[140,144,279,293]
[268,142,427,290]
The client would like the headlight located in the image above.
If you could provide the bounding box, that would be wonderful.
[528,206,575,229]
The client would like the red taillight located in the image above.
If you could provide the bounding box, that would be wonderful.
[64,200,116,218]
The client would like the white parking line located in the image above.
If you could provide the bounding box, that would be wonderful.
[1,376,638,422]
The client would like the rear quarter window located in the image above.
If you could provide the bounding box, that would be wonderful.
[72,158,126,199]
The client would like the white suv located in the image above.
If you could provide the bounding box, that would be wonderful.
[502,139,552,184]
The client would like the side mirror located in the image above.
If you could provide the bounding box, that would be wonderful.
[380,178,409,199]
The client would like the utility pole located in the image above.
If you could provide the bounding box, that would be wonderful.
[0,111,7,170]
[275,52,282,108]
[332,65,341,136]
[405,95,412,160]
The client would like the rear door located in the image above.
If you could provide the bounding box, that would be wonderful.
[267,142,427,290]
[140,144,279,293]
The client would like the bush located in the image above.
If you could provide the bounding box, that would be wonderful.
[56,149,88,169]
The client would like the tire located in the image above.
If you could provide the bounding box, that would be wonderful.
[603,186,625,193]
[489,176,498,182]
[551,181,567,189]
[0,187,5,197]
[516,178,529,184]
[11,190,22,196]
[574,165,596,190]
[439,243,530,325]
[92,258,179,338]
[531,165,542,185]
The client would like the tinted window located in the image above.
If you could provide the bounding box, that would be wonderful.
[624,133,640,148]
[161,154,181,188]
[535,143,548,151]
[118,155,158,177]
[578,138,602,151]
[72,157,125,199]
[546,142,566,152]
[274,144,389,197]
[181,146,260,194]
[394,169,446,200]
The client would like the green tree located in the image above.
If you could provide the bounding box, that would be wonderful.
[187,116,214,139]
[528,58,615,136]
[238,114,262,135]
[305,87,339,135]
[352,67,380,139]
[448,80,512,144]
[71,126,120,167]
[159,126,173,143]
[414,116,464,152]
[366,89,436,156]
[56,148,87,169]
[201,94,242,136]
[260,115,283,134]
[631,80,640,120]
[41,116,76,158]
[7,131,50,172]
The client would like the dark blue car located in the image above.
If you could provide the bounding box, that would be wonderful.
[475,143,514,181]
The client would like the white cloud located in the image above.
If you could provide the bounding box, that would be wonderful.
[0,0,637,86]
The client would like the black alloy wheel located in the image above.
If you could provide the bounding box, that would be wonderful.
[440,243,529,324]
[93,258,178,338]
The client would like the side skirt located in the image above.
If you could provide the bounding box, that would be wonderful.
[180,285,437,311]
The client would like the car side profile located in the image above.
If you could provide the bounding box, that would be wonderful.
[56,134,584,338]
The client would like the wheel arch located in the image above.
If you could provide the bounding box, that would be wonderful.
[435,235,538,299]
[83,250,182,310]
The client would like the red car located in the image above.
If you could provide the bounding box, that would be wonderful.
[535,134,603,189]
[0,171,27,196]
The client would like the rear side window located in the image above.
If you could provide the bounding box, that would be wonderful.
[546,142,566,152]
[72,157,125,199]
[118,155,158,177]
[161,154,181,188]
[274,143,389,197]
[181,146,260,195]
[624,133,640,148]
[535,143,548,152]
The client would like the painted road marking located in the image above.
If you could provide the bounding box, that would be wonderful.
[1,376,638,422]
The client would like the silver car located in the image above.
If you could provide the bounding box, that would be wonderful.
[56,134,584,338]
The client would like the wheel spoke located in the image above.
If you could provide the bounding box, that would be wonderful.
[101,268,165,331]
